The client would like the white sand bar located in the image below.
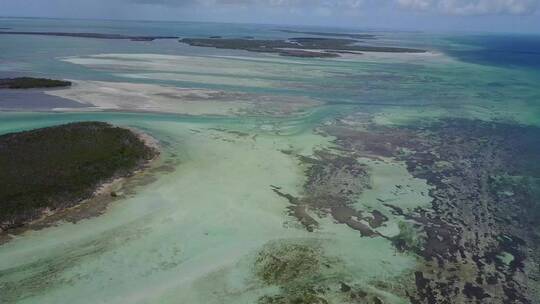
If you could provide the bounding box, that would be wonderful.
[47,80,321,117]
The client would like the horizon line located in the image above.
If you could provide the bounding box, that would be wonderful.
[1,15,539,36]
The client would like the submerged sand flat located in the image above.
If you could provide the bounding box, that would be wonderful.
[0,114,431,303]
[61,54,332,89]
[46,80,321,116]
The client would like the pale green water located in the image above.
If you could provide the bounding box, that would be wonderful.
[0,112,425,303]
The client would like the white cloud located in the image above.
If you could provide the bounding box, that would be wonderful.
[398,0,539,15]
[130,0,539,15]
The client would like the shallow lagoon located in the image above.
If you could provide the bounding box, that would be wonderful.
[0,112,427,303]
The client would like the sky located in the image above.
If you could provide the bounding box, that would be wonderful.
[1,0,540,33]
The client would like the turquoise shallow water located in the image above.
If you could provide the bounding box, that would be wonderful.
[0,110,431,304]
[1,18,539,124]
[0,18,539,304]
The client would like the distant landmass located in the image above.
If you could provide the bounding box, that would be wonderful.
[0,30,424,57]
[0,31,178,41]
[0,77,71,89]
[181,37,426,58]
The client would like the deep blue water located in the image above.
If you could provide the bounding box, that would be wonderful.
[446,34,540,70]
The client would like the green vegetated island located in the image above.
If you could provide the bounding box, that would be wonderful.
[180,37,426,58]
[0,77,72,89]
[0,29,426,58]
[0,122,158,231]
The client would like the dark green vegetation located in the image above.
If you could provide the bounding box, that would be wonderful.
[180,37,426,58]
[0,77,71,89]
[0,122,157,231]
[0,31,178,41]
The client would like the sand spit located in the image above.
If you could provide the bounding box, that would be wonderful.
[46,80,321,116]
[60,53,334,87]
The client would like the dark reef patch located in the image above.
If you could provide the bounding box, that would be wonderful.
[255,241,328,304]
[271,150,381,236]
[272,110,540,303]
[321,115,540,303]
[255,242,320,286]
[253,240,405,304]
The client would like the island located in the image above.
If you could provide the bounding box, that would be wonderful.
[0,77,72,89]
[0,122,158,231]
[180,37,426,58]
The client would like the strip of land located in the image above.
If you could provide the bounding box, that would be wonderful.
[0,31,178,41]
[181,37,426,58]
